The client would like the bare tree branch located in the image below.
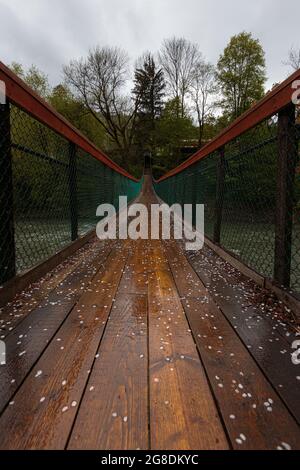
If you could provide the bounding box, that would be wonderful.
[283,47,300,72]
[63,46,138,163]
[190,60,217,146]
[159,37,201,117]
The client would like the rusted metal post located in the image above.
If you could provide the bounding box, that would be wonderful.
[213,147,225,244]
[175,175,178,205]
[181,174,186,209]
[0,100,16,284]
[68,142,78,241]
[168,179,172,205]
[274,103,297,287]
[191,167,198,227]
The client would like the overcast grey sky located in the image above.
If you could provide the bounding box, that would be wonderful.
[0,0,298,89]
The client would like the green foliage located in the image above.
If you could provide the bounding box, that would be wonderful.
[49,85,107,149]
[217,32,266,120]
[132,53,166,160]
[8,32,270,179]
[153,98,197,178]
[10,62,50,98]
[133,53,165,121]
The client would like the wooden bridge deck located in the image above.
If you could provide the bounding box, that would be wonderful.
[0,178,299,450]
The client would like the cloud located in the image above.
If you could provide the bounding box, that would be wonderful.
[0,0,298,88]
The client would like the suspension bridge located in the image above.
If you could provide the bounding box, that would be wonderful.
[0,62,299,450]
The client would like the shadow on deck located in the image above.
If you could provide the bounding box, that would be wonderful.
[0,177,299,450]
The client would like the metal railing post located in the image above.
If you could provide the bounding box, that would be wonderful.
[213,147,225,244]
[0,99,16,283]
[68,142,78,241]
[274,103,297,287]
[191,168,198,227]
[181,174,185,209]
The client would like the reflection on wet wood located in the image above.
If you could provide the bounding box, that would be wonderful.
[0,176,299,450]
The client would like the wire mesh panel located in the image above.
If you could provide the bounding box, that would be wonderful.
[0,102,15,283]
[193,154,217,239]
[77,149,107,235]
[221,120,278,279]
[11,105,71,273]
[0,101,141,284]
[154,154,217,239]
[155,110,300,296]
[76,151,142,235]
[288,116,300,293]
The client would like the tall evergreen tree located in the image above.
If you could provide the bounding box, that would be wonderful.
[132,53,166,158]
[133,53,165,123]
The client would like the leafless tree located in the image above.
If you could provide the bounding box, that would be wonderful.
[64,46,140,163]
[190,60,217,147]
[159,37,201,117]
[283,47,300,72]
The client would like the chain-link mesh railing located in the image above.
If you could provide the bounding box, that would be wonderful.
[221,120,278,279]
[11,106,72,273]
[155,106,300,295]
[0,101,141,284]
[155,154,217,239]
[288,111,300,292]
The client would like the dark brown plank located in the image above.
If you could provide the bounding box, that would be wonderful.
[148,241,228,450]
[0,229,97,309]
[118,240,149,294]
[68,293,149,450]
[1,173,298,451]
[0,241,113,415]
[188,246,297,344]
[186,245,300,423]
[0,238,106,337]
[165,240,300,450]
[0,244,127,449]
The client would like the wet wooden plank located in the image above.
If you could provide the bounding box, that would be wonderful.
[0,245,128,449]
[0,228,97,309]
[0,239,107,337]
[188,247,296,344]
[186,246,300,424]
[0,241,113,415]
[148,241,228,450]
[165,240,300,450]
[0,174,298,451]
[118,240,149,295]
[68,293,149,450]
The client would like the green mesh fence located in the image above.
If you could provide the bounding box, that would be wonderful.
[154,112,300,295]
[0,102,141,283]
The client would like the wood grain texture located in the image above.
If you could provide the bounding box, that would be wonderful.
[118,240,149,295]
[165,240,300,450]
[186,245,300,424]
[0,239,108,337]
[0,175,299,450]
[0,242,113,416]
[0,245,126,449]
[68,292,148,450]
[148,241,228,450]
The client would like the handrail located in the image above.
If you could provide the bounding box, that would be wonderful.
[157,68,300,182]
[0,61,139,182]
